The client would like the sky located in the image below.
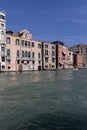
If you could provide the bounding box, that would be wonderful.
[0,0,87,46]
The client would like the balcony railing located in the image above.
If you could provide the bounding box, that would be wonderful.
[6,56,11,60]
[0,51,6,56]
[21,57,31,61]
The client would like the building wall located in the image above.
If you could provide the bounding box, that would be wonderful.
[73,53,83,68]
[42,42,56,70]
[69,44,87,67]
[53,42,68,69]
[0,12,6,71]
[6,30,42,71]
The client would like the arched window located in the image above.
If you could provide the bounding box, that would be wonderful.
[1,31,4,35]
[22,51,24,57]
[16,50,20,57]
[32,52,35,58]
[28,51,31,58]
[25,51,27,57]
[7,49,10,57]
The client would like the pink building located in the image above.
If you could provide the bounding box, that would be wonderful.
[6,29,42,71]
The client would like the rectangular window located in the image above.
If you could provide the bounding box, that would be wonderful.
[38,44,41,48]
[0,15,5,20]
[45,57,48,62]
[1,23,4,27]
[45,44,48,48]
[52,58,55,62]
[1,46,5,52]
[16,39,20,45]
[32,42,34,47]
[25,41,27,47]
[2,65,5,69]
[1,57,5,62]
[32,52,35,58]
[6,37,10,44]
[38,53,41,59]
[52,51,55,56]
[28,41,30,48]
[52,46,55,49]
[45,50,48,55]
[21,40,24,47]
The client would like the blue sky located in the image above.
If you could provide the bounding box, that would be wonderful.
[0,0,87,46]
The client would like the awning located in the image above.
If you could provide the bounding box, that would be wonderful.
[62,51,66,55]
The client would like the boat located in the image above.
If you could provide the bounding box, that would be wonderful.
[73,67,78,71]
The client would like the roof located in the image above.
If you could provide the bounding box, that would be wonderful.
[70,43,87,48]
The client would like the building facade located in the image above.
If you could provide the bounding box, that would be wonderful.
[6,29,42,71]
[69,44,86,67]
[0,12,6,71]
[52,41,69,69]
[42,41,56,70]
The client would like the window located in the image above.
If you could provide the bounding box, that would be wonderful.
[25,51,27,57]
[7,49,10,57]
[21,40,24,47]
[52,46,55,49]
[17,60,20,64]
[45,44,48,48]
[25,41,27,47]
[1,57,5,62]
[45,65,48,68]
[45,50,48,55]
[1,23,4,27]
[25,34,28,38]
[38,53,41,59]
[2,65,5,69]
[28,41,30,48]
[1,31,4,35]
[1,46,5,52]
[16,50,20,57]
[0,15,5,20]
[52,65,55,68]
[32,42,34,47]
[28,52,31,58]
[6,37,10,44]
[32,52,35,58]
[16,39,20,45]
[52,58,55,63]
[32,61,35,64]
[52,51,55,56]
[38,44,41,48]
[22,51,24,57]
[45,57,48,62]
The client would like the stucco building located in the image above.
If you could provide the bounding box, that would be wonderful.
[0,12,6,71]
[52,41,69,69]
[69,44,86,67]
[42,41,56,70]
[6,29,42,71]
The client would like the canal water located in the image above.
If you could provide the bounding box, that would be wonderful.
[0,69,87,130]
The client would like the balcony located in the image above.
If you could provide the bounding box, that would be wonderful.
[38,58,41,61]
[52,55,56,58]
[6,56,11,60]
[45,54,49,58]
[32,57,35,61]
[0,51,6,56]
[16,56,20,60]
[21,57,31,61]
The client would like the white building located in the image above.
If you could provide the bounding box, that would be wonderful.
[0,12,6,71]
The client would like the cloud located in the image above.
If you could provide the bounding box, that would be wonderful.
[56,18,87,24]
[71,18,87,23]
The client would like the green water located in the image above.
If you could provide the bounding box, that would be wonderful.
[0,70,87,130]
